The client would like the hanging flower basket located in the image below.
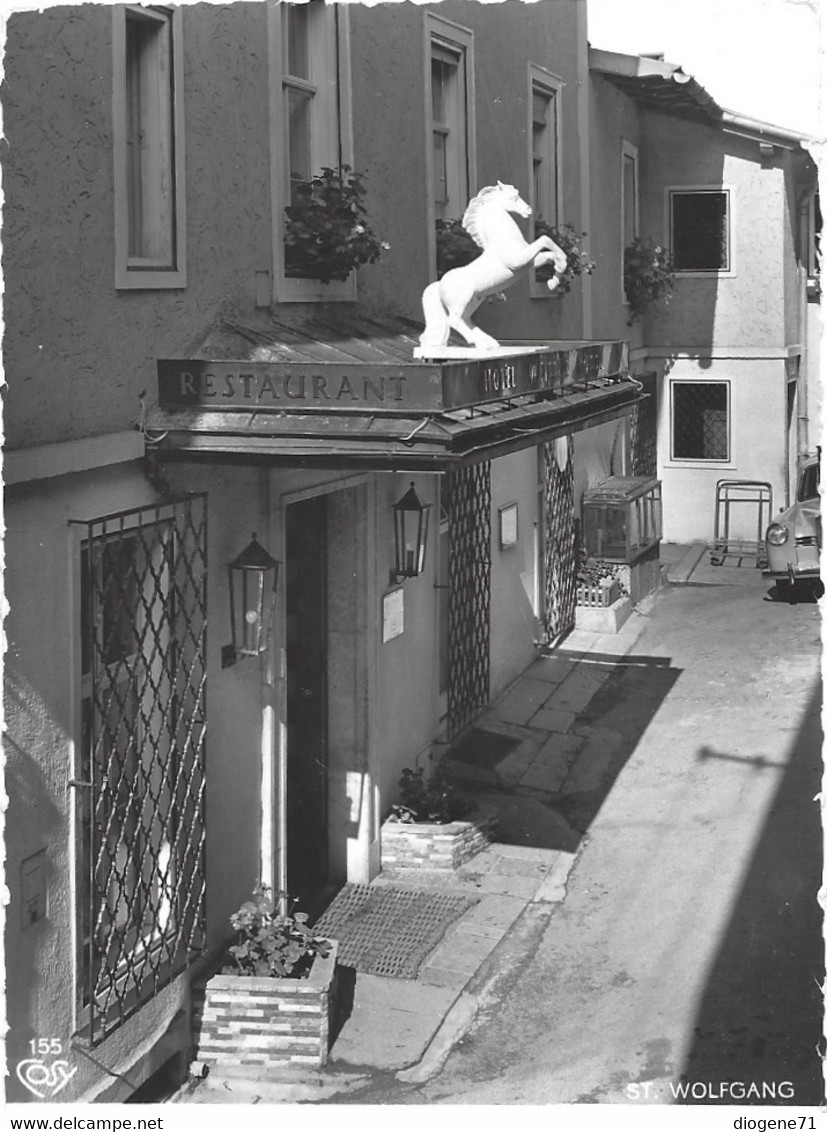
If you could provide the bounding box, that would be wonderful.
[434,218,480,279]
[623,237,676,323]
[284,166,389,284]
[534,220,596,294]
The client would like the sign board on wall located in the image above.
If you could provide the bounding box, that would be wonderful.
[382,588,404,643]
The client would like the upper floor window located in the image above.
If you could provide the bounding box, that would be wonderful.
[270,1,354,302]
[426,14,475,274]
[621,141,639,298]
[669,187,733,275]
[113,5,186,289]
[528,64,562,298]
[528,66,561,227]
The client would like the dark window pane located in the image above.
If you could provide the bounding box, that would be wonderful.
[673,382,729,460]
[672,191,729,271]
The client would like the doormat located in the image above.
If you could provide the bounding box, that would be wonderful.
[449,727,522,769]
[313,884,479,980]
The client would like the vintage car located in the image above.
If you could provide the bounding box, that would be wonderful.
[764,455,821,594]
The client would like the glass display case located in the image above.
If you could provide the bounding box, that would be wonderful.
[582,476,662,564]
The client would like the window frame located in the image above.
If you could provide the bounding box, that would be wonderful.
[269,1,355,303]
[666,185,736,278]
[668,377,734,466]
[71,497,207,1042]
[527,63,563,300]
[424,13,476,282]
[621,140,639,302]
[113,5,186,290]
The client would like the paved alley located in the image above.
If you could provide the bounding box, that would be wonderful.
[332,562,824,1106]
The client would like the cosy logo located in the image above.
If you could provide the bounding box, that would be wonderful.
[16,1040,77,1098]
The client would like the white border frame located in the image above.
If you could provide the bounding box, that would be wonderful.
[665,184,736,278]
[113,5,187,290]
[423,12,477,283]
[667,376,735,467]
[268,3,355,303]
[527,62,563,300]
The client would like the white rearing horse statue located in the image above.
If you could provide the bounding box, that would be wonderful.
[419,181,568,352]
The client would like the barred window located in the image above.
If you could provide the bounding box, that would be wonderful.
[670,189,731,273]
[76,496,207,1044]
[671,381,730,461]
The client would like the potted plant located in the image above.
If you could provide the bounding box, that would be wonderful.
[382,767,497,873]
[623,236,676,323]
[534,220,596,294]
[284,165,389,283]
[195,885,338,1076]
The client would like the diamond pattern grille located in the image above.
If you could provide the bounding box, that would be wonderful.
[447,463,491,739]
[672,381,729,460]
[542,437,577,642]
[79,495,207,1044]
[630,372,658,478]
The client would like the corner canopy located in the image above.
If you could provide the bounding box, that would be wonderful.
[146,311,644,471]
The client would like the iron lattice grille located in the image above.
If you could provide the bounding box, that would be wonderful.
[672,380,729,460]
[79,494,207,1044]
[446,463,491,739]
[542,437,577,642]
[630,372,658,478]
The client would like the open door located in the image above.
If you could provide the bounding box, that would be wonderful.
[285,495,328,905]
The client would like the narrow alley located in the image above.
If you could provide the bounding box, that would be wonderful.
[325,562,824,1106]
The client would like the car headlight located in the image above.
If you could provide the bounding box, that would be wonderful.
[766,523,790,546]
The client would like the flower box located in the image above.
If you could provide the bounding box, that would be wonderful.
[381,809,497,873]
[575,594,633,634]
[576,577,621,608]
[195,940,339,1078]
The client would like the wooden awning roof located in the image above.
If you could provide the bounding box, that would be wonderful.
[147,311,642,470]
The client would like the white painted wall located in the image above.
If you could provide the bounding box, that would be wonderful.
[656,357,788,542]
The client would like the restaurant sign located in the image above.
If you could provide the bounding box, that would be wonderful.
[157,342,626,415]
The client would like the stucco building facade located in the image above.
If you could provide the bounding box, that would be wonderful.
[3,1,817,1102]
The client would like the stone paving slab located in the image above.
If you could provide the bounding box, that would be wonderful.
[416,966,471,989]
[487,677,554,725]
[490,855,553,878]
[329,975,458,1069]
[496,745,543,787]
[493,844,564,862]
[526,655,578,684]
[519,759,572,793]
[529,706,576,732]
[547,680,601,714]
[464,872,543,899]
[421,925,502,977]
[442,891,523,936]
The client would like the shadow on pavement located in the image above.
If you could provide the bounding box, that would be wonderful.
[675,684,824,1105]
[459,651,682,854]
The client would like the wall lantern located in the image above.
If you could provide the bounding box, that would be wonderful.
[223,532,280,667]
[391,481,432,583]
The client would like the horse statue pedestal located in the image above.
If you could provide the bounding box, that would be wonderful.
[416,181,567,358]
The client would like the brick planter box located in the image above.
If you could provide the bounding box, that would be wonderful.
[381,809,497,872]
[195,940,338,1077]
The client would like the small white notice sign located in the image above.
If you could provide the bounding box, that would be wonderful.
[382,588,404,643]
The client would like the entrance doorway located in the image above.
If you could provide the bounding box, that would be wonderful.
[285,495,328,905]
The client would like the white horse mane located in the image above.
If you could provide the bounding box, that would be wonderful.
[418,180,568,353]
[462,185,508,248]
